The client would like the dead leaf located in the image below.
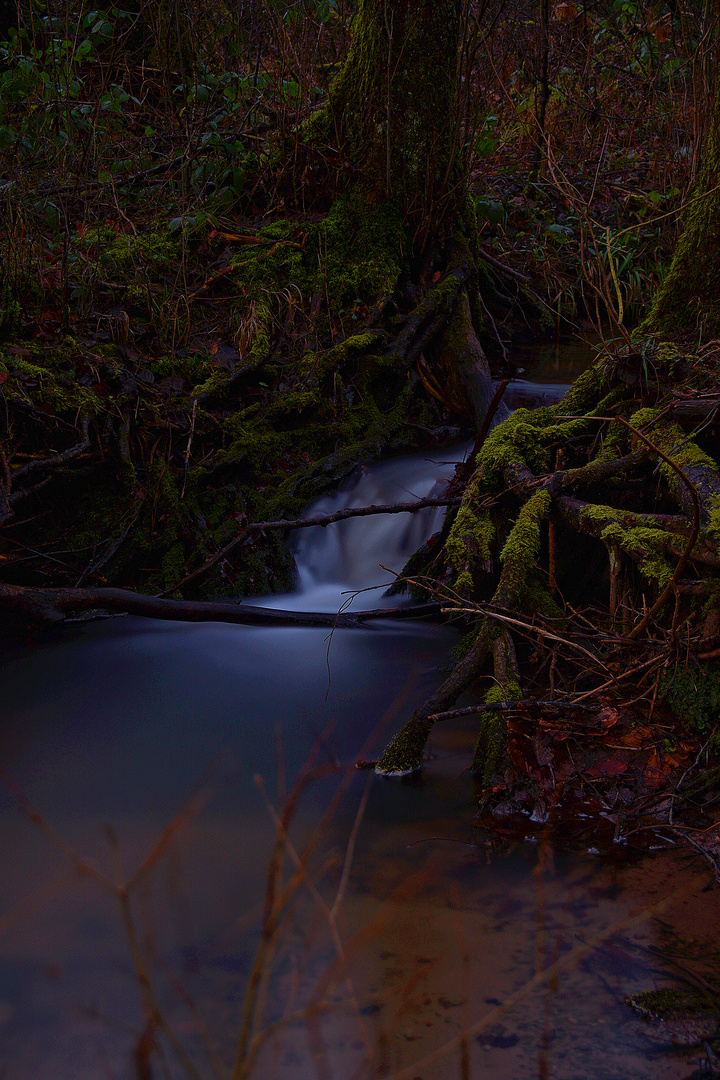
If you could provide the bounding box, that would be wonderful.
[533,737,554,767]
[616,725,653,749]
[595,707,619,730]
[554,1,578,20]
[586,753,630,779]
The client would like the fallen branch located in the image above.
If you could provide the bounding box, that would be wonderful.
[477,243,532,284]
[428,698,596,721]
[11,415,91,482]
[0,582,442,629]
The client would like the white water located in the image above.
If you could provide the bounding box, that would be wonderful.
[284,447,464,610]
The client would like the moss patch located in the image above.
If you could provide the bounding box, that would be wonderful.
[662,660,720,734]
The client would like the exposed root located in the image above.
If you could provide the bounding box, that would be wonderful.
[376,339,720,808]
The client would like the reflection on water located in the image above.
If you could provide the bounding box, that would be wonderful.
[502,334,600,411]
[0,378,717,1080]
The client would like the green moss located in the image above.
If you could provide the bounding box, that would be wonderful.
[323,192,405,303]
[98,227,181,273]
[628,405,664,428]
[653,342,689,379]
[485,678,522,704]
[5,353,102,414]
[628,987,715,1020]
[555,356,610,416]
[451,570,472,594]
[161,541,186,588]
[471,678,520,782]
[632,424,718,511]
[331,330,385,359]
[596,418,628,460]
[478,412,550,482]
[708,494,720,549]
[444,490,495,594]
[478,405,606,487]
[0,286,21,339]
[471,713,505,782]
[299,105,333,146]
[599,521,675,587]
[524,580,565,620]
[498,489,551,586]
[230,194,405,329]
[248,300,270,365]
[375,715,435,777]
[662,661,720,734]
[189,369,232,398]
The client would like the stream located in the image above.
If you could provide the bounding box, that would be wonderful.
[1,343,719,1080]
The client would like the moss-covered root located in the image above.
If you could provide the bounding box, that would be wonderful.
[377,492,549,776]
[494,488,553,612]
[374,715,436,778]
[472,692,522,810]
[444,472,496,596]
[471,713,505,785]
[375,630,492,776]
[471,635,521,787]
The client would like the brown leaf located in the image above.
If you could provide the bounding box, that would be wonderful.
[616,725,653,749]
[595,707,619,730]
[586,753,630,779]
[533,737,554,767]
[554,1,578,20]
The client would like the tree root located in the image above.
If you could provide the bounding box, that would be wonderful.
[377,341,720,785]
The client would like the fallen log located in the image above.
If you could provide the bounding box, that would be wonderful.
[0,582,442,630]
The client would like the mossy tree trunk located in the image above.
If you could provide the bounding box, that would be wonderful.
[641,86,720,337]
[327,0,464,252]
[304,0,516,431]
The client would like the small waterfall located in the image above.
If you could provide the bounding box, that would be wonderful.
[289,446,467,609]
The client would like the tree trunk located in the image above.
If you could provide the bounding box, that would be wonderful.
[308,0,512,431]
[327,0,464,251]
[642,87,720,336]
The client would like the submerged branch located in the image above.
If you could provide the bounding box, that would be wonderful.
[428,698,596,721]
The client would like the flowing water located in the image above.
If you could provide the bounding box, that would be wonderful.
[1,346,719,1080]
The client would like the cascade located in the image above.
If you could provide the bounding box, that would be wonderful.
[285,446,465,609]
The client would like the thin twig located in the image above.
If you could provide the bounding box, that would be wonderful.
[428,698,596,721]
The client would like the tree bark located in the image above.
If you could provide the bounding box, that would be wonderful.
[642,86,720,336]
[328,0,464,246]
